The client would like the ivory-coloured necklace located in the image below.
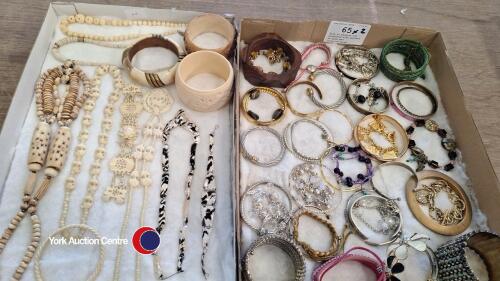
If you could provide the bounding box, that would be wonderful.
[59,64,124,230]
[0,61,90,280]
[153,109,200,279]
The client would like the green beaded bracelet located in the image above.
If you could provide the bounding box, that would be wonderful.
[380,39,430,81]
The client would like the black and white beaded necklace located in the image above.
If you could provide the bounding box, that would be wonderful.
[153,109,200,280]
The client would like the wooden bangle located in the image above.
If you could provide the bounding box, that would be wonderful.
[241,33,301,88]
[122,35,184,87]
[184,13,235,57]
[292,209,340,261]
[406,170,472,236]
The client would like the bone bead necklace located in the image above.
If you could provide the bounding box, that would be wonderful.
[0,60,90,280]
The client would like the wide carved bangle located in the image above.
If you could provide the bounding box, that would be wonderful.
[242,234,306,281]
[391,81,437,121]
[335,45,379,79]
[354,114,409,161]
[241,87,287,126]
[380,38,430,82]
[347,78,389,114]
[122,35,184,87]
[436,231,500,281]
[175,50,234,112]
[184,13,235,57]
[292,209,341,261]
[241,33,301,88]
[406,170,472,236]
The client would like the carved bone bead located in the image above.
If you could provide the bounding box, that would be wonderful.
[45,126,71,177]
[28,121,51,172]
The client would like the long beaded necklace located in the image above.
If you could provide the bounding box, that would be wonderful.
[59,64,124,230]
[200,126,217,279]
[59,13,186,42]
[0,61,90,280]
[153,109,200,280]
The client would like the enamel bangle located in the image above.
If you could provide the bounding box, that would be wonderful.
[184,13,235,57]
[240,126,285,167]
[122,35,185,88]
[175,50,234,112]
[241,87,287,126]
[391,81,438,120]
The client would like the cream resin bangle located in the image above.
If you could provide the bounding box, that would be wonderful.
[122,35,185,87]
[184,13,235,57]
[175,50,234,112]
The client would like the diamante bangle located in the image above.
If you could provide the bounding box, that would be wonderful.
[347,78,389,114]
[335,45,379,79]
[240,126,285,167]
[391,81,437,121]
[241,87,287,126]
[242,234,306,281]
[406,119,457,171]
[380,39,430,82]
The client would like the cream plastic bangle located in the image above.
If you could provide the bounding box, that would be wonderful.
[122,35,185,87]
[175,50,234,112]
[184,13,235,57]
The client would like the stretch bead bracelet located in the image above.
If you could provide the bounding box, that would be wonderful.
[242,234,306,281]
[241,87,287,126]
[436,231,500,281]
[391,82,437,121]
[59,13,186,42]
[330,144,373,189]
[283,118,334,163]
[380,38,430,81]
[335,45,379,79]
[406,119,457,171]
[347,78,389,114]
[240,126,285,167]
[122,35,185,88]
[292,209,341,261]
[312,247,386,281]
[34,224,105,281]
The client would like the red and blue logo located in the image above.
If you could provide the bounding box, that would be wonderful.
[132,226,161,255]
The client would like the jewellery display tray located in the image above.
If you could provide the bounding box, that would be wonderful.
[0,2,498,281]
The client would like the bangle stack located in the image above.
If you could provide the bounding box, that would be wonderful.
[240,127,285,167]
[380,39,430,81]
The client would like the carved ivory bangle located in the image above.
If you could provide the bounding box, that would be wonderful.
[175,50,234,112]
[184,13,235,57]
[122,35,184,88]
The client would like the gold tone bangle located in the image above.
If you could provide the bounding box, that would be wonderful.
[284,80,324,118]
[406,170,472,236]
[316,110,354,145]
[292,209,341,261]
[354,114,408,162]
[241,87,287,126]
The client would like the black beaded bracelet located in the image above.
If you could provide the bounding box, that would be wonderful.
[406,119,457,171]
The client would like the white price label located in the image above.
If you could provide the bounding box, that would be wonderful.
[324,21,371,45]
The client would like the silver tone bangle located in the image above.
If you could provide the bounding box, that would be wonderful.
[288,163,338,218]
[306,65,347,110]
[370,161,418,200]
[283,118,334,163]
[386,233,438,281]
[436,231,500,281]
[34,224,105,281]
[240,127,285,167]
[335,45,379,79]
[345,190,403,246]
[240,181,292,235]
[242,234,306,281]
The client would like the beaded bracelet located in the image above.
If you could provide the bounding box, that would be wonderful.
[380,39,430,81]
[240,127,285,167]
[331,144,374,189]
[406,119,457,171]
[292,209,341,261]
[283,118,334,163]
[335,45,379,79]
[347,78,389,114]
[242,234,306,281]
[312,247,386,281]
[241,87,287,126]
[391,82,438,121]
